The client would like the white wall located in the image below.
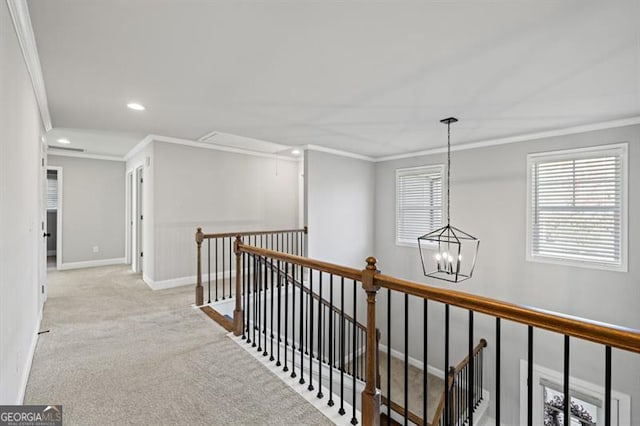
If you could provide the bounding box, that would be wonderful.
[374,125,640,424]
[47,155,125,266]
[0,1,44,403]
[149,141,299,284]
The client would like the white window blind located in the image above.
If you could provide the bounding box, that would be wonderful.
[396,165,443,245]
[528,144,627,270]
[47,177,57,210]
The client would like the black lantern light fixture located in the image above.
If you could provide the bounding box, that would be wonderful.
[418,117,479,283]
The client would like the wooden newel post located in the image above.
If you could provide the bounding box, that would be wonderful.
[195,227,204,306]
[233,235,244,336]
[361,256,381,426]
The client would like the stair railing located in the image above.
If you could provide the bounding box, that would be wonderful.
[235,237,367,424]
[195,230,640,426]
[194,226,307,306]
[431,339,487,426]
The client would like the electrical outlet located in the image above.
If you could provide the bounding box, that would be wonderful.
[93,246,99,253]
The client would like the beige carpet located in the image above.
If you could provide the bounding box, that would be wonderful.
[25,265,331,425]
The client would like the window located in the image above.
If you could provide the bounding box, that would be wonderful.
[396,165,443,246]
[47,173,58,211]
[527,144,627,271]
[520,361,631,426]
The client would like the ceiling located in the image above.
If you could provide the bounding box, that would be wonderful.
[28,0,640,158]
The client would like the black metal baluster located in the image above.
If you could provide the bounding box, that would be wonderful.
[444,304,450,426]
[242,252,246,340]
[563,335,570,426]
[305,280,310,355]
[527,326,533,426]
[317,273,324,399]
[262,256,268,356]
[291,262,297,378]
[276,260,281,366]
[308,270,315,391]
[270,256,274,361]
[204,238,209,304]
[252,255,257,347]
[221,237,226,300]
[257,257,262,354]
[351,279,357,425]
[283,262,289,372]
[605,345,611,426]
[339,277,346,416]
[423,298,428,426]
[403,293,409,426]
[229,238,232,297]
[328,274,334,406]
[299,266,306,385]
[496,317,501,425]
[468,310,474,426]
[387,289,392,423]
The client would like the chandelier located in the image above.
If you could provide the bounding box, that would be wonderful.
[418,117,479,283]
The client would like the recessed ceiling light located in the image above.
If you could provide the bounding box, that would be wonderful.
[127,102,145,111]
[57,138,71,144]
[291,149,301,155]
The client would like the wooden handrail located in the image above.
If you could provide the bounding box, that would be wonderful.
[452,338,487,375]
[238,243,363,282]
[381,395,424,426]
[203,227,307,239]
[375,274,640,353]
[430,367,455,426]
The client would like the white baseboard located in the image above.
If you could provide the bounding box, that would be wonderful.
[144,274,194,290]
[378,343,445,379]
[17,308,42,404]
[59,257,126,270]
[145,269,241,291]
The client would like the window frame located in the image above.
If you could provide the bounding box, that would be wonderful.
[395,164,445,248]
[525,143,628,272]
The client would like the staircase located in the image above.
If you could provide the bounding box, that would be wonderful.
[192,227,640,425]
[193,228,490,425]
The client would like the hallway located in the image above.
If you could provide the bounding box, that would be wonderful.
[24,265,331,425]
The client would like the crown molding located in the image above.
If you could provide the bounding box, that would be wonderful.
[7,0,52,131]
[302,144,376,162]
[48,149,124,162]
[124,134,300,162]
[375,116,640,162]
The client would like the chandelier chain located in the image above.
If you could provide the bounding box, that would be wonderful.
[447,120,451,226]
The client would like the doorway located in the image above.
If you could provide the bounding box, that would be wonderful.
[46,166,63,270]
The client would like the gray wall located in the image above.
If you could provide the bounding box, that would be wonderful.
[374,125,640,424]
[47,155,125,264]
[0,2,45,403]
[305,150,375,268]
[304,150,376,325]
[152,141,300,282]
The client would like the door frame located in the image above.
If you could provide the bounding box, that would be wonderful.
[125,170,133,265]
[47,166,63,270]
[136,166,144,273]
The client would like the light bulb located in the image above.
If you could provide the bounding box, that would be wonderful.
[458,254,462,261]
[435,253,442,260]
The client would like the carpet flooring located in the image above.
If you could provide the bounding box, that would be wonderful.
[24,265,332,425]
